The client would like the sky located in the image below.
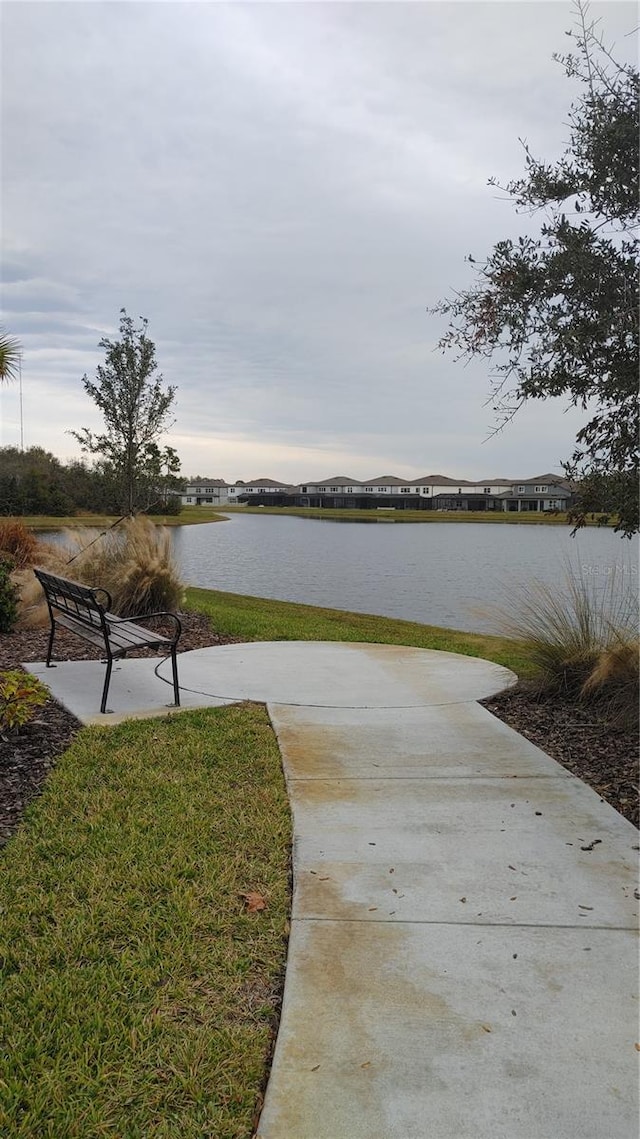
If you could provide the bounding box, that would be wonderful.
[1,0,636,483]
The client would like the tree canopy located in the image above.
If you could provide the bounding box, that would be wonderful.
[431,3,639,536]
[71,310,179,515]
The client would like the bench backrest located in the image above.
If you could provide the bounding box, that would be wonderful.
[34,568,112,631]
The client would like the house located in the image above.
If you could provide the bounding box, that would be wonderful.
[181,479,232,506]
[493,474,572,513]
[184,471,574,513]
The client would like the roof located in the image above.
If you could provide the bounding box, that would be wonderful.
[412,475,476,486]
[185,478,228,487]
[242,477,294,488]
[305,476,362,485]
[519,473,571,488]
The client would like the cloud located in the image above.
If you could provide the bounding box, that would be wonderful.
[1,0,636,479]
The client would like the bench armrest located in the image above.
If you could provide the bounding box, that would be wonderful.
[92,587,112,611]
[106,611,182,643]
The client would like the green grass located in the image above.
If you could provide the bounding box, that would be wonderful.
[0,704,290,1139]
[185,586,532,676]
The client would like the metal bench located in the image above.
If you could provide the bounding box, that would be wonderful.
[34,567,182,714]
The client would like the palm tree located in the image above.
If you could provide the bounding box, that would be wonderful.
[0,329,22,383]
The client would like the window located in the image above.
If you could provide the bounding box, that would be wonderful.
[457,488,462,494]
[330,486,338,491]
[535,485,548,493]
[186,497,193,503]
[378,487,387,492]
[517,485,525,492]
[400,487,411,493]
[347,487,353,493]
[318,486,326,492]
[195,487,202,494]
[422,487,429,493]
[365,487,374,493]
[484,487,491,493]
[301,486,308,493]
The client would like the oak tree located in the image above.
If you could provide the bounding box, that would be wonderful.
[431,3,639,536]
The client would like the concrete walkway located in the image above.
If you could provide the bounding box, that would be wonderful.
[26,643,639,1138]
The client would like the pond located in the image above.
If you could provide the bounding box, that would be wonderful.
[170,514,638,634]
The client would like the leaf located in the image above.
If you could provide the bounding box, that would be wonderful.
[240,891,267,914]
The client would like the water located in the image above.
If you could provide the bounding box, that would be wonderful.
[170,514,638,634]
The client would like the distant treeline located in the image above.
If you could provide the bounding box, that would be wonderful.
[0,447,182,517]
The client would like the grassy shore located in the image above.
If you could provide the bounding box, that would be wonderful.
[17,505,614,529]
[19,505,228,530]
[2,588,528,1137]
[186,586,532,676]
[218,505,609,526]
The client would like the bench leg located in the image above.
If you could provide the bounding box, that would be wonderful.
[170,646,180,706]
[100,659,113,715]
[45,621,56,667]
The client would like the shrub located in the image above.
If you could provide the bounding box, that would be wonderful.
[0,519,39,569]
[0,557,18,633]
[0,670,49,734]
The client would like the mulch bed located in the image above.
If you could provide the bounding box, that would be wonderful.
[482,689,638,828]
[1,616,638,846]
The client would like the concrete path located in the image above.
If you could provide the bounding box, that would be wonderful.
[26,642,639,1137]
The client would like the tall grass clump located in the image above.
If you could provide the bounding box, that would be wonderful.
[19,516,184,625]
[104,516,184,617]
[493,564,639,727]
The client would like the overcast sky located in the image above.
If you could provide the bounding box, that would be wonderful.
[1,0,636,482]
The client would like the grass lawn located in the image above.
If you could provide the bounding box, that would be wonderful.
[1,587,529,1137]
[0,703,290,1139]
[186,586,533,677]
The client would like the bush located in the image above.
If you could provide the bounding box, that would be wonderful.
[0,670,49,733]
[0,557,18,633]
[0,519,39,569]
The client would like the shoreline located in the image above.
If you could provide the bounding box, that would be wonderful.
[17,506,615,531]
